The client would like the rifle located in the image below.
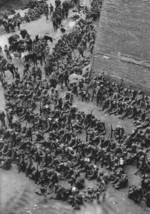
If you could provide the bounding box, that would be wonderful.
[134,168,141,176]
[110,124,113,139]
[40,100,42,116]
[25,121,28,130]
[102,71,105,81]
[90,109,94,116]
[36,163,39,173]
[119,76,123,92]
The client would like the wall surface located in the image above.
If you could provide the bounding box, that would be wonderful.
[0,0,30,7]
[0,0,31,16]
[93,0,150,92]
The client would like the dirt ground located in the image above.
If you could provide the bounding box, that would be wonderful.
[0,1,150,214]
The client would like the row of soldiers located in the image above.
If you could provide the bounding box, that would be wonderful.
[2,13,21,33]
[45,18,96,76]
[88,75,150,123]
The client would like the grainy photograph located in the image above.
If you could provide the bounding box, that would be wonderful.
[0,0,150,214]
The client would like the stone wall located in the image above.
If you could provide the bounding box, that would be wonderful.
[0,0,30,7]
[0,0,7,5]
[93,0,150,93]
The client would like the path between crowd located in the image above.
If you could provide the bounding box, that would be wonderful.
[0,1,150,214]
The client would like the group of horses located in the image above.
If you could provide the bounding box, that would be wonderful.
[0,56,15,78]
[0,29,53,79]
[8,31,32,54]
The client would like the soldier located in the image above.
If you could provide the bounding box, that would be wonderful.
[37,66,42,80]
[64,69,69,89]
[23,67,28,77]
[14,68,20,81]
[4,45,11,60]
[7,110,13,127]
[32,66,37,82]
[0,46,3,56]
[99,97,110,111]
[16,18,21,30]
[0,110,6,127]
[50,3,54,15]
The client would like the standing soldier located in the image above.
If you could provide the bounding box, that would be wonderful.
[44,4,49,21]
[16,18,21,30]
[0,46,3,56]
[50,3,54,15]
[32,66,37,82]
[0,110,6,127]
[78,44,84,58]
[0,72,4,88]
[4,45,11,60]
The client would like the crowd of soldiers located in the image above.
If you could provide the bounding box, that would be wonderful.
[86,0,103,20]
[1,0,150,210]
[89,77,150,123]
[51,0,73,31]
[1,0,50,33]
[2,12,21,33]
[44,18,96,77]
[24,0,49,23]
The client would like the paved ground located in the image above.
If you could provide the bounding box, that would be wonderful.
[0,1,150,214]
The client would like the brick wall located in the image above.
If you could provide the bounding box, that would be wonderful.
[0,0,31,7]
[93,0,150,93]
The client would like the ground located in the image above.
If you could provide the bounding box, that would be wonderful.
[0,1,150,214]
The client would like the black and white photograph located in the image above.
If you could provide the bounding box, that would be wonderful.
[0,0,150,214]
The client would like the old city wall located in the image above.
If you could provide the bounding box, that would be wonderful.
[0,0,31,18]
[93,0,150,93]
[0,0,31,8]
